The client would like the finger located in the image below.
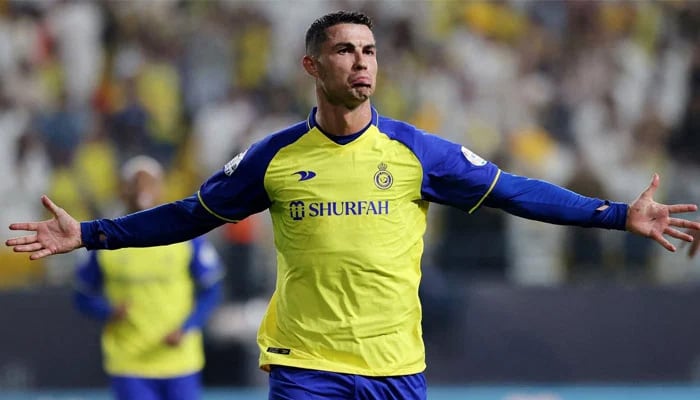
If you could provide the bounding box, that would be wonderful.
[639,173,660,200]
[41,195,63,217]
[13,242,44,253]
[30,248,54,260]
[664,227,694,243]
[667,217,700,230]
[651,230,676,252]
[5,234,38,246]
[666,204,699,215]
[8,222,39,232]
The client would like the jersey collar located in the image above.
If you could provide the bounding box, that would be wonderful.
[306,106,379,135]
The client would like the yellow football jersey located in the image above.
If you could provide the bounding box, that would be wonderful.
[198,107,499,376]
[98,243,202,377]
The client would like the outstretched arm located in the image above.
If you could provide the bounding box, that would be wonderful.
[485,172,700,252]
[6,195,82,260]
[6,194,225,259]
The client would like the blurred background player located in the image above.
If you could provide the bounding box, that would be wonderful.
[72,155,224,400]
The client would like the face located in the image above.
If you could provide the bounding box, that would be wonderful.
[123,170,163,212]
[305,23,377,109]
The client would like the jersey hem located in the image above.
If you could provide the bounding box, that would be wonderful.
[259,359,426,377]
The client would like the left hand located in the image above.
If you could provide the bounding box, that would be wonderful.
[163,329,185,347]
[626,173,700,252]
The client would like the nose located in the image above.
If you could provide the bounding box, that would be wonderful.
[353,50,367,70]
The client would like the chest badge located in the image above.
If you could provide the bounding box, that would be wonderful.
[374,162,393,190]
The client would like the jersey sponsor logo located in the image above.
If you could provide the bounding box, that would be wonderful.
[461,146,487,166]
[289,200,390,221]
[293,170,317,181]
[374,162,393,190]
[224,149,248,176]
[266,347,291,355]
[290,200,305,221]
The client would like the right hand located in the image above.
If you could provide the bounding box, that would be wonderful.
[5,195,83,260]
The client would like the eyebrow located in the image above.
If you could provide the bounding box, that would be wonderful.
[332,42,376,51]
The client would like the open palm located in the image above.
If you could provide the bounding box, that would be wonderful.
[5,195,83,260]
[625,174,700,252]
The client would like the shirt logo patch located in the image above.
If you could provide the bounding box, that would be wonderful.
[461,146,487,166]
[293,170,317,181]
[290,200,305,221]
[288,200,390,221]
[374,162,393,190]
[224,150,248,176]
[267,347,291,355]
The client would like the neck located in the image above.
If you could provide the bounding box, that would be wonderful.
[314,97,372,137]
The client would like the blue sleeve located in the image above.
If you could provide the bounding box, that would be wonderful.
[181,237,224,331]
[81,125,306,250]
[483,171,628,230]
[197,123,310,221]
[73,251,113,321]
[80,195,224,250]
[197,135,291,222]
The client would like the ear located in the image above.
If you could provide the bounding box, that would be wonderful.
[302,55,318,78]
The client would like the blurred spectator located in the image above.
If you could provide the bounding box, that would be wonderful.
[135,33,183,168]
[562,154,617,282]
[191,86,257,178]
[180,2,234,119]
[34,89,87,168]
[73,155,224,400]
[44,0,104,108]
[669,44,700,166]
[72,117,120,218]
[0,84,49,287]
[107,77,152,165]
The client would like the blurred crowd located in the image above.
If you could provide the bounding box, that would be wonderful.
[1,0,700,296]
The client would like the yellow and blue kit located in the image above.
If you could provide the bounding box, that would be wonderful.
[74,236,223,377]
[81,107,627,377]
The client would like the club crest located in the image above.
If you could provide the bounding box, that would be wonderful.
[374,162,393,190]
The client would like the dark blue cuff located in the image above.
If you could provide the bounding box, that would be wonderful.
[590,201,628,231]
[81,221,107,250]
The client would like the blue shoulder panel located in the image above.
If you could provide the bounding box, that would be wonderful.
[198,120,310,221]
[377,116,500,212]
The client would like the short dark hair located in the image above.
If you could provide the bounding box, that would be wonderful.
[305,11,373,56]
